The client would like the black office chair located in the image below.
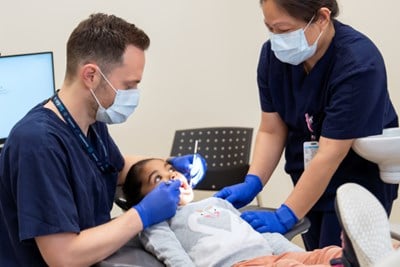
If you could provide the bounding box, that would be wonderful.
[169,127,310,241]
[170,127,253,191]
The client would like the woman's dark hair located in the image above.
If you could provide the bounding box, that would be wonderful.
[122,158,156,209]
[259,0,339,22]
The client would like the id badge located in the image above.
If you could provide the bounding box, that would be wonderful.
[303,141,319,169]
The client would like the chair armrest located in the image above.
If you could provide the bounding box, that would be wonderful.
[390,223,400,241]
[240,206,311,241]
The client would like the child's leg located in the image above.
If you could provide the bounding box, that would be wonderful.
[232,246,342,267]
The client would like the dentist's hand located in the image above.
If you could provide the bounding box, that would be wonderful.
[168,154,207,188]
[213,174,263,209]
[240,204,299,234]
[133,180,181,229]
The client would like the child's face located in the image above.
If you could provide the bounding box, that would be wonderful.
[140,159,194,206]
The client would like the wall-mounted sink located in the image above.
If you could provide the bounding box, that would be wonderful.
[352,127,400,184]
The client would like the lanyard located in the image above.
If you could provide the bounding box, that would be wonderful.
[52,94,115,173]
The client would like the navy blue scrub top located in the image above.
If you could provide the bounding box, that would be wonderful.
[0,103,124,266]
[257,20,398,211]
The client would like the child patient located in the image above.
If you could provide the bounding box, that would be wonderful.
[122,158,394,267]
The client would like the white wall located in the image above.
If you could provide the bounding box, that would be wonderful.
[2,0,399,223]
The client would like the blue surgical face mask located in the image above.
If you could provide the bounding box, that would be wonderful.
[90,69,140,124]
[270,16,323,65]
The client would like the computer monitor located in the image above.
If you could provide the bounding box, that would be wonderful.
[0,51,55,147]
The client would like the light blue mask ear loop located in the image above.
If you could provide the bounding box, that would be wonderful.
[89,88,105,110]
[305,15,324,47]
[97,68,118,94]
[89,68,117,110]
[301,14,324,48]
[303,15,316,33]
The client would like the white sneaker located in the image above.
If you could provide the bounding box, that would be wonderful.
[335,183,393,267]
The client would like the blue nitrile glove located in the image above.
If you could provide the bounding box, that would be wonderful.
[213,174,263,209]
[168,154,207,188]
[133,179,181,229]
[240,204,299,234]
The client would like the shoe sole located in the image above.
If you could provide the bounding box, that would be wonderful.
[336,183,393,267]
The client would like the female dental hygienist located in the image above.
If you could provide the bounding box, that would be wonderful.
[215,0,399,250]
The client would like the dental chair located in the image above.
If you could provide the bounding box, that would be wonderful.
[97,127,310,266]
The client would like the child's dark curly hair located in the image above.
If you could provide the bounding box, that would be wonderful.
[122,158,156,209]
